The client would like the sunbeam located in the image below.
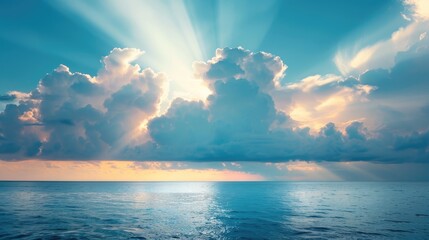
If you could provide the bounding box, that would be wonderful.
[49,0,211,103]
[2,1,429,237]
[217,0,280,50]
[47,0,282,104]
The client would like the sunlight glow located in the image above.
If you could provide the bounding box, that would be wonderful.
[0,160,264,181]
[334,0,429,75]
[217,0,279,49]
[47,0,281,105]
[287,75,342,92]
[349,46,375,69]
[267,161,341,181]
[50,0,211,104]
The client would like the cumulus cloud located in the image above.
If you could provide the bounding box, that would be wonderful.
[0,46,428,163]
[270,74,374,131]
[123,47,427,163]
[0,48,165,160]
[337,35,429,133]
[193,47,286,91]
[404,0,429,21]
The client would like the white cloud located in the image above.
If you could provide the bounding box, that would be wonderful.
[335,22,429,75]
[0,48,166,160]
[1,46,428,163]
[286,74,341,92]
[334,0,429,75]
[404,0,429,21]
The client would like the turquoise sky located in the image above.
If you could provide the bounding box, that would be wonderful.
[0,0,428,181]
[0,0,406,92]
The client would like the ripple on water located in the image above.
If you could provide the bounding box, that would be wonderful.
[384,229,414,233]
[307,214,325,218]
[383,219,410,224]
[304,226,332,232]
[353,231,388,237]
[0,182,428,239]
[415,213,428,217]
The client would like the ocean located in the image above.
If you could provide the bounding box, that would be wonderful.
[0,181,428,239]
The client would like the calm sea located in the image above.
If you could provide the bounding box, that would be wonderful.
[0,181,428,239]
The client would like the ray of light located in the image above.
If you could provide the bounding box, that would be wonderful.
[49,0,211,103]
[216,0,280,50]
[48,0,282,103]
[269,161,342,181]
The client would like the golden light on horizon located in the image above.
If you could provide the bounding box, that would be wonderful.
[0,160,264,181]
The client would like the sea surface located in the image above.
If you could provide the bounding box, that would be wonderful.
[0,182,428,239]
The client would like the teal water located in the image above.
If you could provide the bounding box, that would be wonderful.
[0,182,428,239]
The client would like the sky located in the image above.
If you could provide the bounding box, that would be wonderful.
[0,0,428,181]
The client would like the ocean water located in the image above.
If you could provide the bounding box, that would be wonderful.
[0,182,428,239]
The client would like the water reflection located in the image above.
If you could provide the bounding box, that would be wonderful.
[0,182,428,239]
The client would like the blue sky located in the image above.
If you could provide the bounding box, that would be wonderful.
[0,0,428,181]
[0,0,407,92]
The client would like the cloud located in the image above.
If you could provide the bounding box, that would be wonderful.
[0,46,428,163]
[335,23,428,75]
[0,94,16,102]
[340,37,429,133]
[0,48,165,160]
[125,47,427,163]
[193,47,286,91]
[404,0,429,21]
[334,0,429,76]
[0,91,30,104]
[273,74,373,131]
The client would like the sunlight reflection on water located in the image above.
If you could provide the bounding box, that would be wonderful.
[0,182,428,239]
